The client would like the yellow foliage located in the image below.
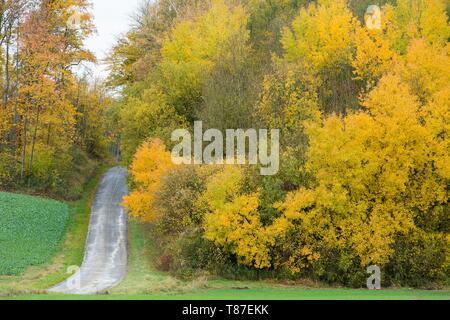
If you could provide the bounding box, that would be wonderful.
[397,40,450,102]
[257,61,320,135]
[119,87,187,161]
[383,0,450,53]
[201,167,281,269]
[282,0,358,71]
[353,24,399,86]
[353,0,449,89]
[198,166,243,211]
[161,0,248,65]
[123,139,175,222]
[275,72,449,270]
[159,0,249,117]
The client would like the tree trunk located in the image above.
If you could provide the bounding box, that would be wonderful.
[46,124,51,145]
[20,103,29,180]
[12,30,20,154]
[27,105,40,185]
[3,25,11,109]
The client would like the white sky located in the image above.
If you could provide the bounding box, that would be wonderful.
[80,0,145,79]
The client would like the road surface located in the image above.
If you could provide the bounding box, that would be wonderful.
[49,167,128,294]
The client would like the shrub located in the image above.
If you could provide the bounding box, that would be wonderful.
[154,166,206,237]
[123,139,175,222]
[0,152,19,189]
[149,164,224,276]
[386,230,450,288]
[168,227,228,278]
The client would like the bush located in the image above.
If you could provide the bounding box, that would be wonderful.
[0,152,19,189]
[123,139,175,222]
[310,248,368,288]
[386,230,450,288]
[152,165,223,275]
[154,166,206,237]
[168,227,228,278]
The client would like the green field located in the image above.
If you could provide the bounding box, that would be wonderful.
[0,193,69,275]
[0,166,105,293]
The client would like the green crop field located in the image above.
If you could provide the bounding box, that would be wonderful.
[0,192,69,275]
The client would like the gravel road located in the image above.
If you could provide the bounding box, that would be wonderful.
[49,167,128,294]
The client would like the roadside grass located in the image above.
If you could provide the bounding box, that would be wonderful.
[0,165,107,295]
[110,220,189,295]
[4,288,450,300]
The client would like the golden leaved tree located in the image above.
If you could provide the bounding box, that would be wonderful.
[123,139,175,222]
[274,70,449,271]
[201,166,288,269]
[159,0,249,121]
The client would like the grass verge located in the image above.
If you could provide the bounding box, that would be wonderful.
[3,288,449,300]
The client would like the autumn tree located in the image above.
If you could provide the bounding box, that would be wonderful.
[159,0,250,121]
[199,20,258,132]
[274,71,449,278]
[19,1,92,184]
[123,139,175,222]
[0,0,108,196]
[119,87,187,161]
[282,0,361,114]
[107,0,208,89]
[383,0,450,54]
[0,0,28,151]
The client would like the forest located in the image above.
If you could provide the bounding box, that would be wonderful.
[0,0,449,289]
[0,0,109,199]
[115,0,449,288]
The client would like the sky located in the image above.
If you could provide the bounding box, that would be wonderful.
[80,0,145,79]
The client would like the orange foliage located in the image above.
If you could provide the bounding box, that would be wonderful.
[123,139,175,222]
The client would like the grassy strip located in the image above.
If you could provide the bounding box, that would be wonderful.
[3,288,450,300]
[110,220,174,294]
[0,164,107,295]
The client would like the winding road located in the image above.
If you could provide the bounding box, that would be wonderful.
[49,167,129,294]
